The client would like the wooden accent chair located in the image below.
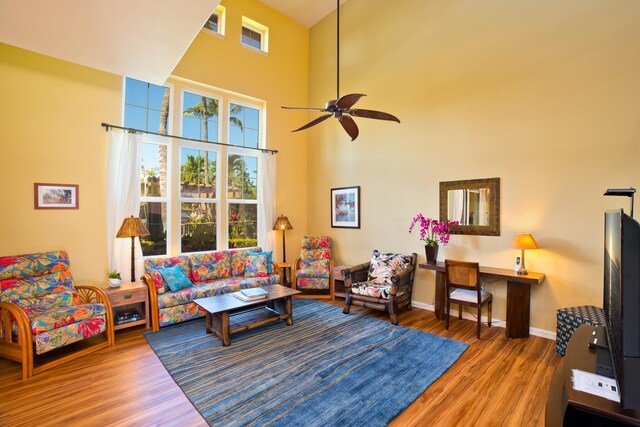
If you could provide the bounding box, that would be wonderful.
[343,250,417,324]
[0,251,114,379]
[293,236,333,299]
[445,259,492,338]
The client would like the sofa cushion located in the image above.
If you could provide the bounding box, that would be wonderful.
[157,275,281,309]
[367,251,410,286]
[245,254,269,278]
[229,247,262,276]
[160,266,193,292]
[296,259,330,279]
[0,250,70,281]
[144,256,192,294]
[190,251,231,283]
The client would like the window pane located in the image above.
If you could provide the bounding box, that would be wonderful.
[181,202,216,253]
[228,155,257,200]
[124,105,146,130]
[125,78,147,107]
[229,103,260,148]
[147,109,161,134]
[141,143,167,198]
[181,148,216,198]
[228,203,257,249]
[149,85,167,110]
[241,27,261,49]
[183,116,201,140]
[139,202,167,256]
[182,92,219,142]
[205,13,218,32]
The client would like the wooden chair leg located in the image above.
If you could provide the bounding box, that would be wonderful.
[458,304,463,319]
[343,294,351,314]
[445,298,450,330]
[477,305,482,338]
[488,301,492,327]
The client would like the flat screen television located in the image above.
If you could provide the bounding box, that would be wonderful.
[604,209,640,409]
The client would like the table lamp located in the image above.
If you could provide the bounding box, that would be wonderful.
[512,233,539,275]
[116,215,150,282]
[273,215,293,262]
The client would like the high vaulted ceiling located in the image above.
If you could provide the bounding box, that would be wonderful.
[0,0,343,85]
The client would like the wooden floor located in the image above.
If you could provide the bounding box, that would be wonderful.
[0,301,560,426]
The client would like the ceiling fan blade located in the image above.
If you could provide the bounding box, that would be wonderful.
[350,109,401,123]
[339,115,359,141]
[292,114,333,132]
[336,93,366,110]
[282,106,328,112]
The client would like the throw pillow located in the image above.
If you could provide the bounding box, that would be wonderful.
[252,251,273,274]
[159,265,193,292]
[367,251,409,285]
[245,254,269,278]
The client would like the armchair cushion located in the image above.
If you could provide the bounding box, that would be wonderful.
[34,317,107,354]
[0,250,70,281]
[0,270,74,304]
[296,259,330,278]
[367,251,411,285]
[301,249,330,264]
[160,266,193,292]
[296,277,330,290]
[350,282,409,300]
[301,236,331,249]
[28,303,107,335]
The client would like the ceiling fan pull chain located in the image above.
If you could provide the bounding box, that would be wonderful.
[337,0,340,100]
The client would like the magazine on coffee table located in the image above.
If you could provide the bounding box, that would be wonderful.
[233,287,269,302]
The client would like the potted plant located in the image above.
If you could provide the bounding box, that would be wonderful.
[107,271,122,288]
[409,214,459,264]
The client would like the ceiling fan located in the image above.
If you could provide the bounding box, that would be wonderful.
[281,0,400,141]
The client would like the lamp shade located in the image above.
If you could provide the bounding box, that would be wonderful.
[273,215,293,231]
[512,233,539,250]
[116,216,150,238]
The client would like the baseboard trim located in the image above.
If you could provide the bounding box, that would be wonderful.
[411,300,556,341]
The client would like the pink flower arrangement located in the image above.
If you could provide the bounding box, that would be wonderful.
[409,214,459,247]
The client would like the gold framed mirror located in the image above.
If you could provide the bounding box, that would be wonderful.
[439,178,500,236]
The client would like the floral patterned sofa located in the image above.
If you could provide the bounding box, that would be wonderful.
[0,251,114,379]
[142,247,281,331]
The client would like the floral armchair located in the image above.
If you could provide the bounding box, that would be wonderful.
[293,236,333,299]
[343,250,417,324]
[0,251,114,379]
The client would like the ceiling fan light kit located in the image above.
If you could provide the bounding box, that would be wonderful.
[281,0,400,141]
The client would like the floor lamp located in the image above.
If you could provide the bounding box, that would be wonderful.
[116,215,150,282]
[273,215,293,262]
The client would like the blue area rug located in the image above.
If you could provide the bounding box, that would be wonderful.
[144,300,468,427]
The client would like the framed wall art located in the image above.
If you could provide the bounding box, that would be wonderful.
[331,186,360,228]
[34,183,79,210]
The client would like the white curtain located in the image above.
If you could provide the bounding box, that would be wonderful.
[106,131,142,280]
[257,151,277,252]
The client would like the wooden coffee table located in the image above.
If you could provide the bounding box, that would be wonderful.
[194,285,301,346]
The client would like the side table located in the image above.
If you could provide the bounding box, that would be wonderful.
[103,281,150,333]
[274,262,292,287]
[332,265,353,300]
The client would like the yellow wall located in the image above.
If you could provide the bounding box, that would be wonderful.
[0,0,309,279]
[307,0,640,332]
[0,43,121,281]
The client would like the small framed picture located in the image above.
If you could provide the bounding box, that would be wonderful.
[331,186,360,229]
[34,183,79,210]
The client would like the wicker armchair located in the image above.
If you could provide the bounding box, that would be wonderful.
[0,251,114,379]
[342,250,417,324]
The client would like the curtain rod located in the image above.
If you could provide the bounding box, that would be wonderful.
[101,122,278,155]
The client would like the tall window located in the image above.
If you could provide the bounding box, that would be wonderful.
[228,154,258,248]
[140,140,169,256]
[123,78,265,256]
[180,147,217,253]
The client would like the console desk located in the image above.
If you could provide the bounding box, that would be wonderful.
[418,262,545,338]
